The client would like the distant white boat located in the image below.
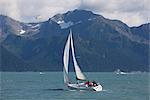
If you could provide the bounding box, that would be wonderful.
[39,72,44,75]
[115,69,127,75]
[63,30,102,92]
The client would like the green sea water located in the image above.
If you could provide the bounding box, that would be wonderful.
[0,72,149,100]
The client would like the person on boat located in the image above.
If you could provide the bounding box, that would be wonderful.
[89,81,93,87]
[85,81,89,87]
[92,81,98,87]
[85,81,98,87]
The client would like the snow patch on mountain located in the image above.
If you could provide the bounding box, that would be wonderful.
[52,18,74,29]
[58,21,74,29]
[51,14,74,29]
[76,21,82,24]
[31,24,40,29]
[88,17,97,21]
[57,20,64,24]
[26,24,32,27]
[19,29,26,34]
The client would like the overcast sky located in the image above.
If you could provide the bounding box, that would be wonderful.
[0,0,149,26]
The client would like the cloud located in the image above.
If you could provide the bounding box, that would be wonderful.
[0,0,149,26]
[0,0,81,22]
[16,0,81,22]
[0,0,20,20]
[80,0,150,26]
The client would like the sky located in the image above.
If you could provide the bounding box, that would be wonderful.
[0,0,149,27]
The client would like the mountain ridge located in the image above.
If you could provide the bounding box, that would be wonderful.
[0,9,149,72]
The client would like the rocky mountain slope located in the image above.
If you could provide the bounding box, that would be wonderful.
[0,9,149,72]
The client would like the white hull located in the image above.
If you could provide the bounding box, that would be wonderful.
[67,83,102,92]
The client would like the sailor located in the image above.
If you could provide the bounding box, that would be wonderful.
[92,81,98,87]
[89,81,93,87]
[85,81,89,87]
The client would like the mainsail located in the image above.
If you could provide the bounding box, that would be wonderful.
[63,34,71,83]
[70,31,86,80]
[63,30,86,84]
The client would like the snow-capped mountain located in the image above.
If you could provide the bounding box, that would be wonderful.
[0,9,149,72]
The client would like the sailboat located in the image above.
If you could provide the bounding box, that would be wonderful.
[63,30,103,91]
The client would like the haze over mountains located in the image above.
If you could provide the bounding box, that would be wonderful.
[0,9,149,72]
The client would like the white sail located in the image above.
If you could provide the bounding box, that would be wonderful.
[63,30,102,92]
[63,34,71,83]
[70,31,86,80]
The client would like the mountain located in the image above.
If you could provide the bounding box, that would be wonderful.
[131,23,149,40]
[0,46,29,71]
[0,9,149,72]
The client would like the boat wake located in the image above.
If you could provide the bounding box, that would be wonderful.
[45,88,109,93]
[45,88,66,91]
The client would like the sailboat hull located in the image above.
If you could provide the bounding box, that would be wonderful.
[67,83,102,91]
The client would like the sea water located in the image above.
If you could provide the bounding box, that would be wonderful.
[0,72,149,100]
